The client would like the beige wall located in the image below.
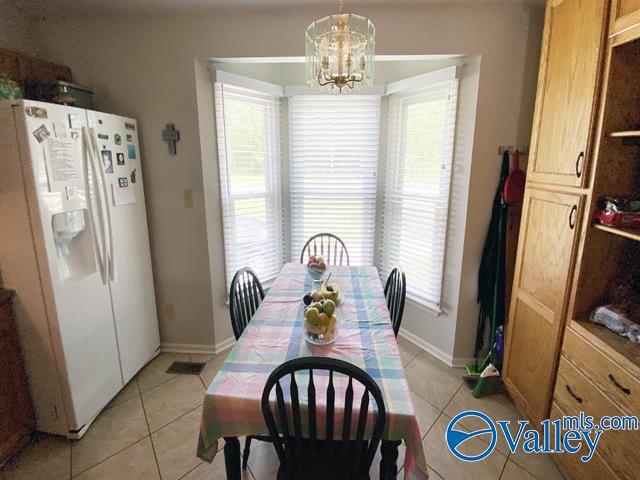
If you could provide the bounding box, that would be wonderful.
[0,3,40,53]
[12,2,543,360]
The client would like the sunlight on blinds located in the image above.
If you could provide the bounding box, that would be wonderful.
[288,95,381,265]
[215,83,284,289]
[380,78,459,309]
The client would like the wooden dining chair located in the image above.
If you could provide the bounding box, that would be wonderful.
[261,357,386,480]
[229,267,270,469]
[229,267,265,340]
[300,233,350,266]
[384,268,406,337]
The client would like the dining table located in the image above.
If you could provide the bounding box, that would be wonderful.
[196,262,429,479]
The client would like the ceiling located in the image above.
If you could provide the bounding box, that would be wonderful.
[13,0,544,15]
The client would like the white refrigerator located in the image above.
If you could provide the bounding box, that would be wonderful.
[0,100,160,438]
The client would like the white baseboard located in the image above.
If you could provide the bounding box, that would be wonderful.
[213,336,236,354]
[160,342,216,355]
[398,328,474,368]
[160,338,236,356]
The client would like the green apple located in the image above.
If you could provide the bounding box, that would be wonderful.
[310,301,323,311]
[322,299,336,317]
[305,307,320,325]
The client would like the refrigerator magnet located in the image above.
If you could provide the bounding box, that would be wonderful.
[26,106,47,118]
[33,125,51,143]
[127,144,136,159]
[53,122,67,139]
[118,177,129,188]
[116,153,125,166]
[101,150,114,174]
[114,134,122,145]
[70,131,80,140]
[98,133,108,140]
[126,134,133,142]
[130,168,137,184]
[68,113,83,129]
[125,122,136,131]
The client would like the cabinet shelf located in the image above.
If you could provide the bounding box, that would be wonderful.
[609,130,640,137]
[609,130,640,145]
[571,319,640,375]
[594,223,640,242]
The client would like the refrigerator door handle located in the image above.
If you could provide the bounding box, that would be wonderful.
[81,126,108,285]
[89,129,116,282]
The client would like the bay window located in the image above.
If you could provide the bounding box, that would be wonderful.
[214,66,459,309]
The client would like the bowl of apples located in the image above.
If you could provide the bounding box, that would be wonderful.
[302,290,337,345]
[306,255,327,280]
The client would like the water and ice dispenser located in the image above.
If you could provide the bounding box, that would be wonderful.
[51,209,96,281]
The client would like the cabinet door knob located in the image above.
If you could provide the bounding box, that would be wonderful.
[609,374,631,395]
[576,151,584,178]
[566,384,583,403]
[569,205,577,230]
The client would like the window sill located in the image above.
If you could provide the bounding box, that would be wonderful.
[406,295,443,317]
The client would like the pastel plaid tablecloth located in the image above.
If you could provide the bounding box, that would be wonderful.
[197,263,429,480]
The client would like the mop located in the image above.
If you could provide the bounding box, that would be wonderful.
[465,150,510,397]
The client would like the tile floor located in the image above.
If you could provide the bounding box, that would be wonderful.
[0,338,565,480]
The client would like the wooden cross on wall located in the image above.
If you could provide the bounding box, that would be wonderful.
[162,123,180,155]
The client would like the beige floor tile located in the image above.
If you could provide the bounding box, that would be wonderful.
[397,335,421,367]
[189,353,216,363]
[141,374,204,432]
[500,460,536,480]
[182,447,253,480]
[404,352,464,410]
[136,352,190,393]
[410,391,441,439]
[151,406,203,480]
[72,396,149,476]
[0,432,70,480]
[105,379,140,410]
[423,415,507,480]
[509,448,565,480]
[427,465,445,479]
[72,437,159,480]
[200,351,230,388]
[443,388,522,455]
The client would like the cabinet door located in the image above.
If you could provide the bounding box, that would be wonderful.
[612,0,640,36]
[504,188,583,424]
[528,0,607,187]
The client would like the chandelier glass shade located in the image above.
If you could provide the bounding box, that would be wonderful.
[305,1,375,93]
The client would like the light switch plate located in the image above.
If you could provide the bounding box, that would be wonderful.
[165,303,176,320]
[183,189,194,208]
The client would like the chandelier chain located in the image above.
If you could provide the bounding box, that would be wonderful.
[338,0,343,14]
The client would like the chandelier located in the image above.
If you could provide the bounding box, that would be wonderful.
[305,0,375,93]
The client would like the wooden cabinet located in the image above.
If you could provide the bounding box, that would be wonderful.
[528,0,608,187]
[612,0,640,37]
[550,403,621,480]
[0,289,34,463]
[554,357,639,479]
[504,188,583,424]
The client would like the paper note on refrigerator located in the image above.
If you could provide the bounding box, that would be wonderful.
[112,182,135,206]
[44,138,83,192]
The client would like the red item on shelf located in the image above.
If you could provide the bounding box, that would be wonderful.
[594,197,640,229]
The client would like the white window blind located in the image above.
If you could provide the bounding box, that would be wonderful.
[288,95,381,265]
[214,82,284,289]
[380,75,459,309]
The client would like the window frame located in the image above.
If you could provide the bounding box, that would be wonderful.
[213,73,286,291]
